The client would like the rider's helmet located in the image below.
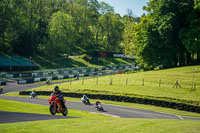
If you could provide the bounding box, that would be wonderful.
[54,86,59,91]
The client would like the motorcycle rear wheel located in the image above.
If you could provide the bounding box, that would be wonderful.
[50,106,56,115]
[62,107,68,116]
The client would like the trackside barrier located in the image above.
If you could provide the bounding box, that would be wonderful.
[4,64,137,79]
[18,80,27,84]
[17,64,138,84]
[19,91,200,113]
[0,81,6,85]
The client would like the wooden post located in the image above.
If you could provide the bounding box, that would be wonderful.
[110,78,113,85]
[142,79,144,86]
[82,78,84,85]
[126,78,128,85]
[173,80,182,88]
[96,77,98,85]
[70,80,72,85]
[159,79,161,87]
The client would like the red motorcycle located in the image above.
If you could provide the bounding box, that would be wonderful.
[95,103,104,111]
[48,94,68,116]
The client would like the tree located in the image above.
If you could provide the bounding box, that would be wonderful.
[98,13,124,52]
[0,0,125,59]
[46,11,74,57]
[99,1,114,15]
[121,15,140,56]
[122,0,195,68]
[179,0,200,63]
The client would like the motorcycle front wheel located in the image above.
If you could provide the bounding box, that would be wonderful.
[50,106,56,115]
[62,107,68,116]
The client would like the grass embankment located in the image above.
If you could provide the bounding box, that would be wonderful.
[30,66,200,105]
[1,99,200,133]
[34,55,134,69]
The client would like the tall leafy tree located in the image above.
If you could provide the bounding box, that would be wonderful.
[46,11,74,57]
[179,0,200,63]
[99,13,123,52]
[0,0,125,59]
[99,1,114,15]
[123,0,195,68]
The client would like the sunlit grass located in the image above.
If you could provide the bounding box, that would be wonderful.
[0,99,200,133]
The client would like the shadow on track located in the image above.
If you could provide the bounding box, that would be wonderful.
[0,111,79,124]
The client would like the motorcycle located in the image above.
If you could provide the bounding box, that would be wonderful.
[48,94,68,116]
[95,103,104,111]
[30,92,37,99]
[81,97,91,105]
[46,79,51,85]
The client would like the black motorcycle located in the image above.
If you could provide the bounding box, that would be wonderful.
[81,97,91,105]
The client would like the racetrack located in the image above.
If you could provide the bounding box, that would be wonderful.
[0,81,200,124]
[1,80,44,94]
[1,96,200,121]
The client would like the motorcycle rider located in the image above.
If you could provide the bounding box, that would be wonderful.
[81,94,90,104]
[52,86,66,109]
[30,90,37,99]
[82,94,89,101]
[95,100,104,111]
[95,100,101,106]
[46,79,51,85]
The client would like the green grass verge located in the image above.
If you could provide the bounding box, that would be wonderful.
[4,92,200,118]
[0,99,200,133]
[30,66,200,106]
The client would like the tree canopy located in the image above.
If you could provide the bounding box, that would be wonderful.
[0,0,199,69]
[0,0,125,58]
[122,0,200,69]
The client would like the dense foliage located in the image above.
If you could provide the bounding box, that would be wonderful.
[0,0,127,58]
[0,0,199,69]
[122,0,200,68]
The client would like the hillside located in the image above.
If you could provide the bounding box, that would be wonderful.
[33,65,200,106]
[34,55,134,69]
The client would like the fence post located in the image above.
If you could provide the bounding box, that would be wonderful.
[70,80,72,85]
[191,81,197,90]
[142,79,144,86]
[159,79,161,87]
[173,80,182,88]
[110,78,113,85]
[82,78,84,85]
[126,78,128,85]
[96,77,98,85]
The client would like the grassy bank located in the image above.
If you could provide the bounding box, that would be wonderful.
[34,55,134,69]
[0,99,200,133]
[28,66,200,106]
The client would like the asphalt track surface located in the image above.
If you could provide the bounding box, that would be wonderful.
[0,111,78,124]
[1,81,200,124]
